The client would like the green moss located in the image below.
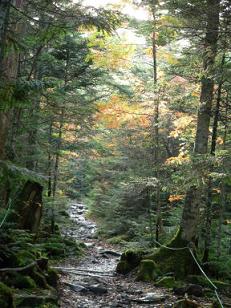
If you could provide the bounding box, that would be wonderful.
[15,250,35,267]
[122,249,146,267]
[8,274,36,289]
[117,248,147,274]
[42,242,65,257]
[146,229,198,279]
[0,282,15,308]
[155,276,175,288]
[136,259,160,282]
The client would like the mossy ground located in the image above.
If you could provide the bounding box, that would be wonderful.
[116,248,148,274]
[141,229,198,279]
[0,282,15,308]
[0,223,85,307]
[117,229,201,286]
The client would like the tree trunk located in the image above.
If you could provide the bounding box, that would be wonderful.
[51,109,64,233]
[211,53,225,155]
[150,2,162,244]
[222,92,229,148]
[0,0,11,160]
[0,0,24,159]
[47,119,53,198]
[0,0,11,76]
[0,112,10,160]
[202,53,225,262]
[194,0,220,154]
[202,177,212,263]
[216,182,225,258]
[144,0,221,278]
[26,96,40,170]
[180,0,220,245]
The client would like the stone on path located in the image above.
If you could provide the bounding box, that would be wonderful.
[131,292,167,304]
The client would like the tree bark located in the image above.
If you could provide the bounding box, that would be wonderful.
[0,0,11,160]
[47,119,53,198]
[0,0,11,76]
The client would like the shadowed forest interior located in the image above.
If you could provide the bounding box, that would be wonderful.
[0,0,231,307]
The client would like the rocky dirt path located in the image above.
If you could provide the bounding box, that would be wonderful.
[57,202,211,308]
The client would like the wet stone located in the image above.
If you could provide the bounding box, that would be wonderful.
[132,292,167,304]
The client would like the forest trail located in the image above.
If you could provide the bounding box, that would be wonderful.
[56,202,175,307]
[56,202,215,308]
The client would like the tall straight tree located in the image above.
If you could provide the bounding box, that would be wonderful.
[180,0,220,243]
[0,0,13,160]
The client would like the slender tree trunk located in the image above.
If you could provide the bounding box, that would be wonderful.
[150,2,162,244]
[216,182,225,258]
[50,41,69,233]
[26,97,40,170]
[211,53,225,155]
[223,92,229,148]
[52,111,64,199]
[202,52,226,262]
[47,119,53,198]
[51,109,64,233]
[0,0,11,160]
[202,177,213,263]
[0,0,11,76]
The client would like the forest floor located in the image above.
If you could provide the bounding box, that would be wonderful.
[56,202,213,307]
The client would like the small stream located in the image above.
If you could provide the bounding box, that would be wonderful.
[57,202,210,307]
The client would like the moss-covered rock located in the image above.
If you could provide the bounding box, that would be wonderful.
[116,229,196,279]
[136,259,160,282]
[146,229,198,279]
[116,249,146,274]
[0,282,15,308]
[155,276,175,288]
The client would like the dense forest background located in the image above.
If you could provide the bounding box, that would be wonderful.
[0,0,231,307]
